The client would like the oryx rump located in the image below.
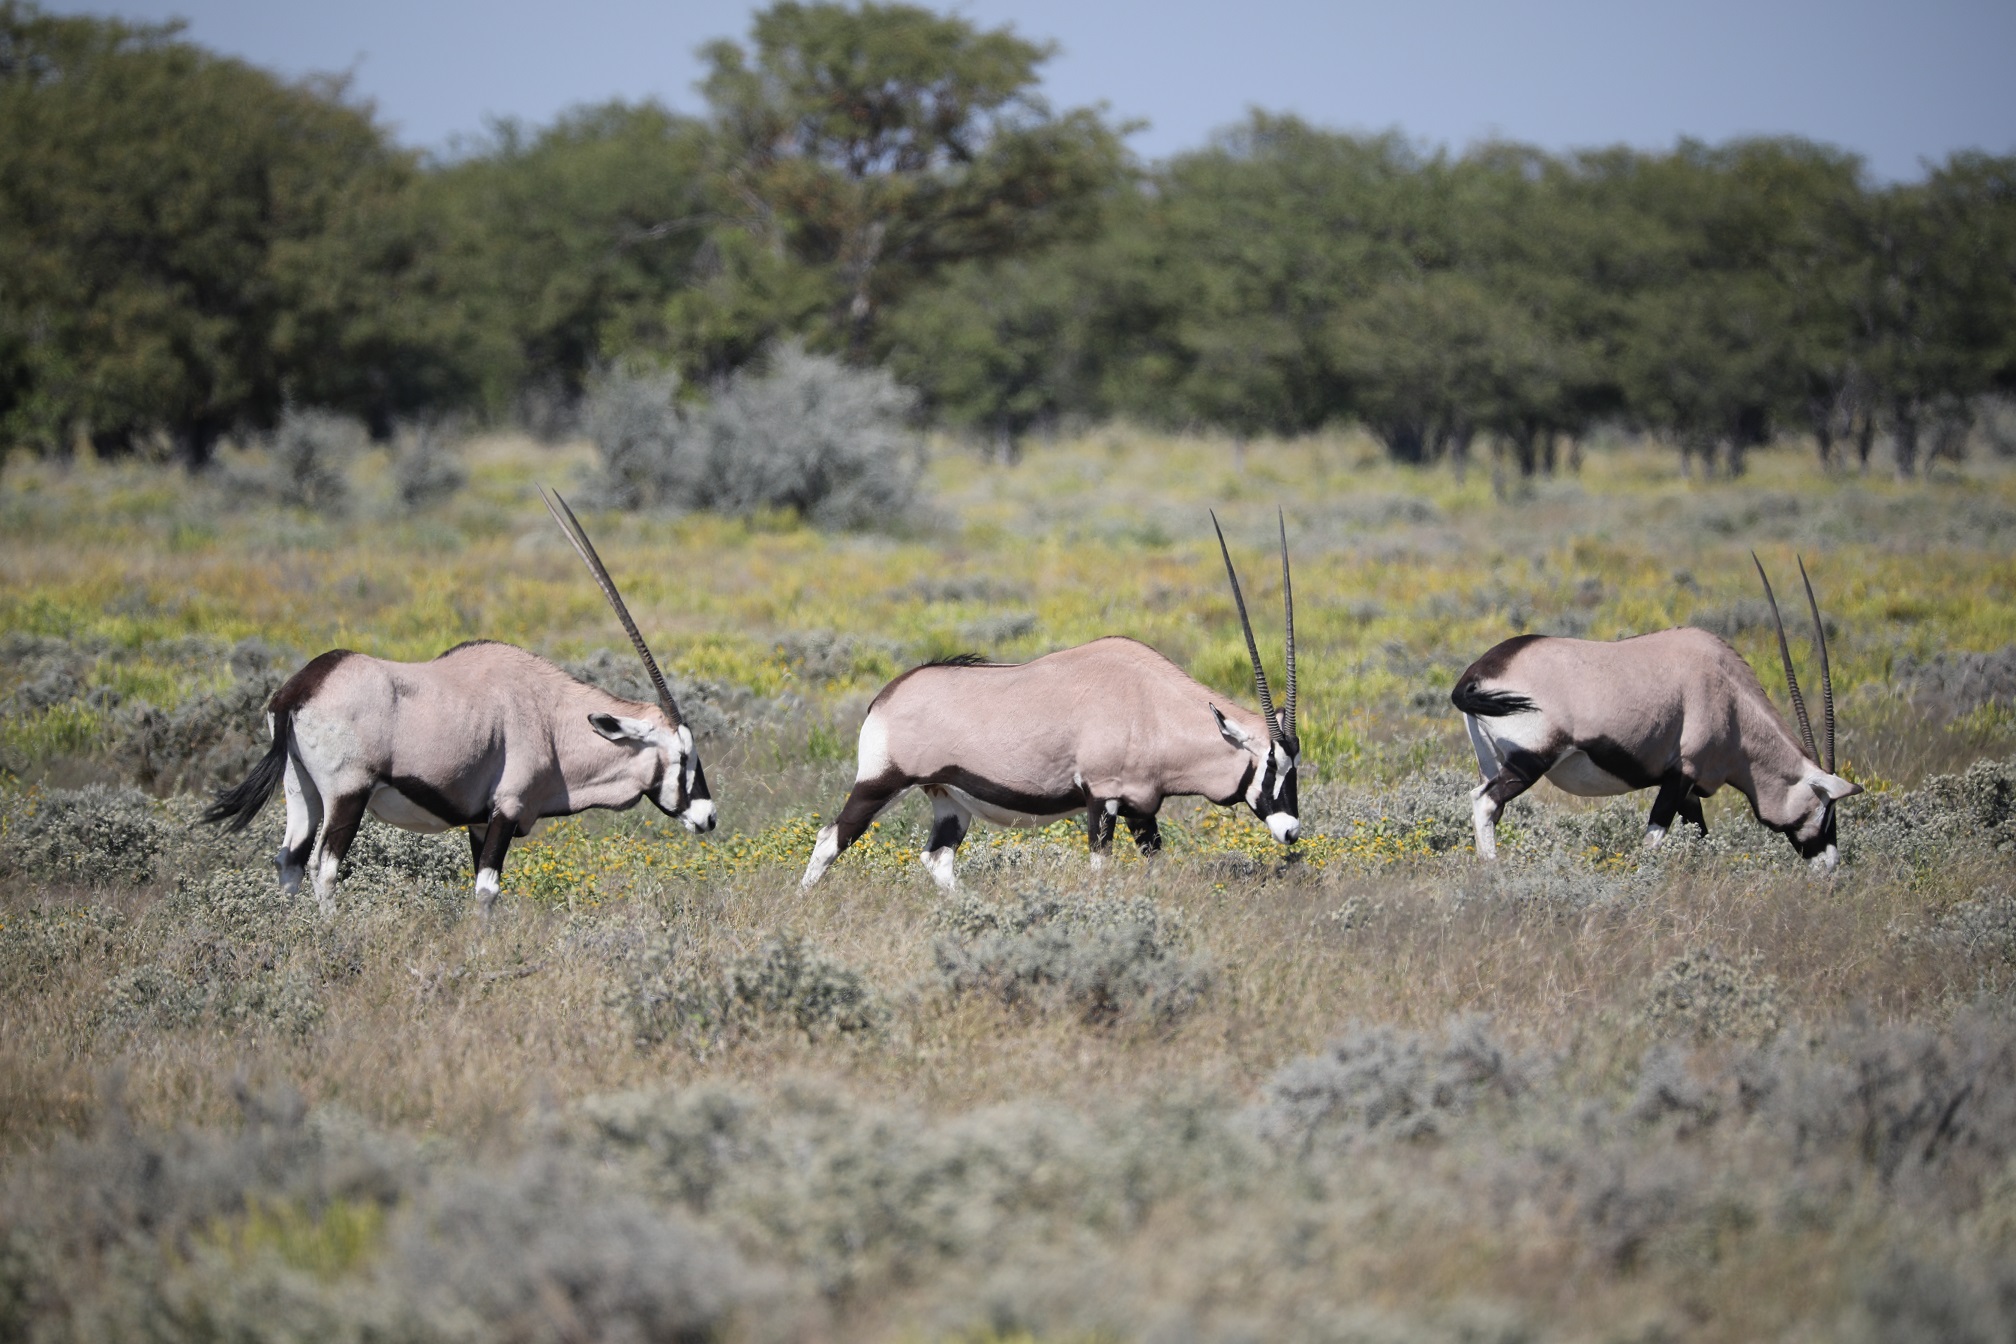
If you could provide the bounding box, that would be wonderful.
[1451,555,1860,869]
[800,514,1302,890]
[202,491,714,912]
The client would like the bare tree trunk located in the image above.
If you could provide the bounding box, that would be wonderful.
[1892,400,1920,479]
[1855,411,1877,473]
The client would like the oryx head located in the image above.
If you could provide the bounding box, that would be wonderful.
[1753,552,1860,871]
[1212,510,1301,845]
[545,489,715,833]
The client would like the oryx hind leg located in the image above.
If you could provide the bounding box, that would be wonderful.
[801,776,907,889]
[1472,749,1551,860]
[920,786,971,891]
[276,748,321,896]
[307,790,369,916]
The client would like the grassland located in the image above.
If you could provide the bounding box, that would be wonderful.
[3,429,2016,1343]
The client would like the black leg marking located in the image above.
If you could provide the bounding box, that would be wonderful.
[466,824,487,871]
[317,792,370,880]
[1484,748,1552,809]
[1678,791,1708,835]
[476,812,516,877]
[1087,799,1118,855]
[1648,778,1688,833]
[925,808,969,854]
[1123,812,1163,856]
[830,776,908,861]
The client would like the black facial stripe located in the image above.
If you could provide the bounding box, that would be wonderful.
[1214,757,1259,809]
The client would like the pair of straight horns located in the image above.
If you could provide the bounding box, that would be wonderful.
[1212,510,1297,748]
[1751,552,1836,774]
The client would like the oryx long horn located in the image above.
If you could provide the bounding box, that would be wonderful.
[1751,551,1816,764]
[1279,508,1296,742]
[543,488,682,727]
[1798,556,1835,773]
[1212,510,1282,742]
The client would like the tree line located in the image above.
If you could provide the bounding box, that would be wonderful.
[3,0,2012,475]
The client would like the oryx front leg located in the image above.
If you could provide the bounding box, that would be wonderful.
[919,787,971,891]
[1123,810,1163,858]
[472,809,521,915]
[1087,798,1120,872]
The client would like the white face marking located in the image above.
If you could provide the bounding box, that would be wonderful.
[681,798,715,833]
[856,711,892,781]
[1266,812,1299,844]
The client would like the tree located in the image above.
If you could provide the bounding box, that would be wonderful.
[424,102,713,421]
[0,2,457,462]
[686,1,1126,365]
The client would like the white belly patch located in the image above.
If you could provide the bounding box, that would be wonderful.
[947,786,1078,829]
[1545,748,1635,797]
[368,785,456,833]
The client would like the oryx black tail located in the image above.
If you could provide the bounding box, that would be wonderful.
[1450,681,1539,717]
[201,713,291,832]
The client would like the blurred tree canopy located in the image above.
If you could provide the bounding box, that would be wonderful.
[2,0,2012,476]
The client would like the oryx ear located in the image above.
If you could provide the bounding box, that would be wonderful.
[1810,772,1863,802]
[1211,705,1254,749]
[588,712,651,743]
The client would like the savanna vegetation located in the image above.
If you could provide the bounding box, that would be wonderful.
[4,427,2016,1341]
[3,0,2013,481]
[7,0,2016,1338]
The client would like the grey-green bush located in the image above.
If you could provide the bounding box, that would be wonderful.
[1251,1017,1532,1153]
[615,927,885,1049]
[391,423,468,512]
[0,784,170,887]
[932,883,1214,1025]
[584,365,685,510]
[587,344,924,529]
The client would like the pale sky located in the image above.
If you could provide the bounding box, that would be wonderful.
[45,0,2016,180]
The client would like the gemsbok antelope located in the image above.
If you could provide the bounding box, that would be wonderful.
[1450,554,1861,870]
[202,490,715,912]
[800,514,1302,890]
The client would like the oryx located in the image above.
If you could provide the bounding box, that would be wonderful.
[202,490,715,912]
[1451,554,1861,870]
[800,513,1302,890]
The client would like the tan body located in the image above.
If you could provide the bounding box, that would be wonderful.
[801,637,1300,889]
[203,487,715,914]
[1454,627,1859,867]
[225,642,713,912]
